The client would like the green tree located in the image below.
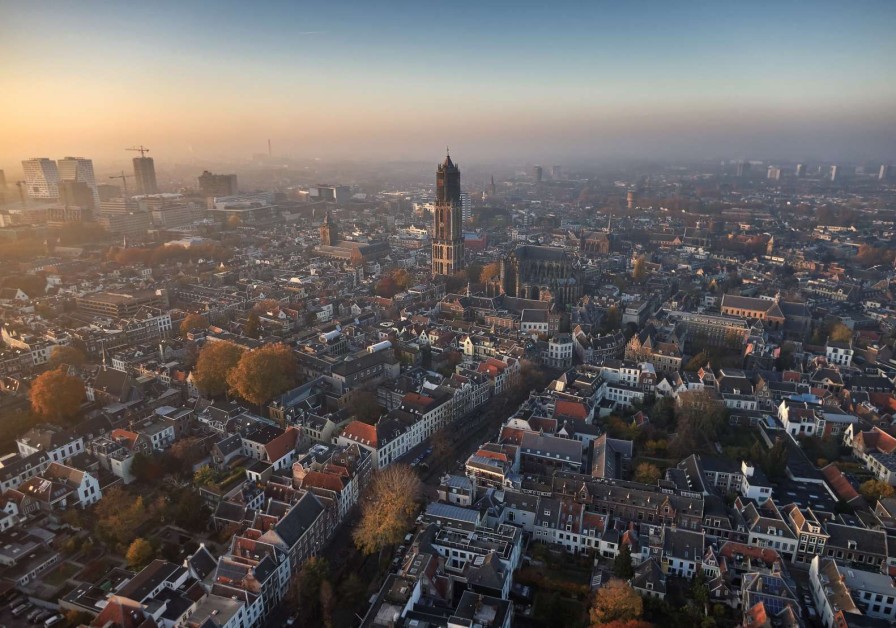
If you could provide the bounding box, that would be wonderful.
[193,341,243,398]
[193,465,217,487]
[354,465,423,556]
[227,343,298,408]
[30,368,85,424]
[614,544,635,579]
[126,538,155,570]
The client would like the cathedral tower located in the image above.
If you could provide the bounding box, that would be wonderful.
[432,151,465,276]
[320,210,339,246]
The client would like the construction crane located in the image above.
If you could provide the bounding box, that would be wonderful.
[127,145,150,158]
[109,171,134,198]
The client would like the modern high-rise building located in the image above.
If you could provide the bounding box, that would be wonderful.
[133,157,158,195]
[57,156,100,207]
[0,169,6,205]
[627,190,637,209]
[550,165,561,179]
[767,166,781,181]
[880,164,891,181]
[59,181,96,211]
[22,158,60,199]
[795,163,805,177]
[460,192,472,223]
[532,165,543,182]
[198,171,238,197]
[830,165,839,182]
[432,151,465,277]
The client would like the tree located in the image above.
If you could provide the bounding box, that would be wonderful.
[354,465,423,556]
[130,452,165,483]
[126,538,155,570]
[590,579,643,625]
[829,322,852,343]
[480,261,501,284]
[614,543,635,579]
[431,427,453,460]
[288,557,330,623]
[95,486,146,546]
[47,345,85,369]
[193,341,243,398]
[345,390,382,423]
[860,479,895,503]
[30,368,85,424]
[180,313,209,337]
[169,437,206,475]
[684,351,710,372]
[227,343,298,408]
[319,579,335,628]
[193,465,217,487]
[244,311,261,339]
[632,256,647,283]
[375,275,400,298]
[634,463,661,485]
[465,262,482,285]
[602,305,622,332]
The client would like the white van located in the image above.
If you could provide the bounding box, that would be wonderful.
[44,614,63,627]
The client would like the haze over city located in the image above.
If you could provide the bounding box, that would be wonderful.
[2,0,896,175]
[4,3,896,628]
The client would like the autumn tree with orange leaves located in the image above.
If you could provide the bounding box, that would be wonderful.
[30,368,85,424]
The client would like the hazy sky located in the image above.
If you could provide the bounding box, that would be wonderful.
[1,0,895,174]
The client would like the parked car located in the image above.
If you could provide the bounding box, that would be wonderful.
[11,603,33,617]
[45,615,64,628]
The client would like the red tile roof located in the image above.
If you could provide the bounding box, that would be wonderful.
[264,427,299,463]
[342,420,378,447]
[821,463,860,503]
[554,400,587,421]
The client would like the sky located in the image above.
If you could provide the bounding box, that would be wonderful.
[1,0,895,174]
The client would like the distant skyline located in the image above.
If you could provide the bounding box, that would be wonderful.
[1,0,895,175]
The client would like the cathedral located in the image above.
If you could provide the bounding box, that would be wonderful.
[431,151,465,276]
[499,245,583,304]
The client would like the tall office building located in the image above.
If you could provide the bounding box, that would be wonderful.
[432,151,464,276]
[57,156,100,207]
[532,165,543,182]
[133,157,158,195]
[880,164,891,181]
[830,165,839,182]
[460,192,472,223]
[22,158,60,199]
[767,166,781,181]
[198,171,238,197]
[0,169,5,205]
[550,165,561,179]
[59,181,96,211]
[795,163,805,178]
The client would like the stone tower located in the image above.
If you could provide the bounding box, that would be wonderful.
[432,151,465,276]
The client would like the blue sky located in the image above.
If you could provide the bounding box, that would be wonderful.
[1,0,894,166]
